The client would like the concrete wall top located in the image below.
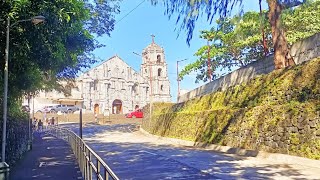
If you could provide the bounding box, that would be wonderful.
[178,33,320,103]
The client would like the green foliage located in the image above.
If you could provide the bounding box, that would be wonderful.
[282,0,320,43]
[152,0,305,43]
[143,58,320,159]
[0,0,121,108]
[0,0,121,165]
[179,0,320,82]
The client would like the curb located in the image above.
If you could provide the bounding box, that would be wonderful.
[139,127,320,168]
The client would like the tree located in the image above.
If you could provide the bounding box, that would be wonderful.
[179,0,320,82]
[152,0,306,71]
[0,0,120,106]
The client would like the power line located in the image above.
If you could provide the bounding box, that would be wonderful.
[115,0,146,25]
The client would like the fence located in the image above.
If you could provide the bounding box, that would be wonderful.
[47,126,119,180]
[0,117,29,166]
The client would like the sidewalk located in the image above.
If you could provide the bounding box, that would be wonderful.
[10,132,82,180]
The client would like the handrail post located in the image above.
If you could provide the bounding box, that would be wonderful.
[97,159,100,180]
[89,151,93,180]
[80,109,83,139]
[105,168,109,180]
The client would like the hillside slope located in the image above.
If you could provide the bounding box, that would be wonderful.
[142,58,320,159]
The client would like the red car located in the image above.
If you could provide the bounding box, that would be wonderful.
[125,109,143,118]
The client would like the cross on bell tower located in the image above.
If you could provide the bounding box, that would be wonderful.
[151,34,155,44]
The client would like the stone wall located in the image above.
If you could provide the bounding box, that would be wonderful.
[178,33,320,103]
[143,58,320,159]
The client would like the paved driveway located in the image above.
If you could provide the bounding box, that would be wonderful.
[62,123,320,180]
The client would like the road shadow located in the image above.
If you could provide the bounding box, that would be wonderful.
[64,123,317,180]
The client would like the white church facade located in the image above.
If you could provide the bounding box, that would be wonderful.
[28,39,171,115]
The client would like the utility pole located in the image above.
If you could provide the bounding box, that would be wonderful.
[207,40,212,82]
[1,16,45,175]
[133,34,157,130]
[148,34,155,130]
[177,61,179,98]
[148,56,153,130]
[2,16,10,163]
[176,59,187,101]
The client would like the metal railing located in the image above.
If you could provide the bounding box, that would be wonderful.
[47,126,119,180]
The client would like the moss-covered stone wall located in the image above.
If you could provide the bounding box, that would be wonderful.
[142,58,320,159]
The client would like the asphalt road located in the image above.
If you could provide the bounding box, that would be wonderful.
[61,123,320,180]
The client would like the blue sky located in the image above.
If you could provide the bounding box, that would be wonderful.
[92,0,266,102]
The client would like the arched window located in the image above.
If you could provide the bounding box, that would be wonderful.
[160,85,163,91]
[146,87,149,96]
[157,55,161,63]
[93,80,98,90]
[132,83,139,95]
[158,68,162,77]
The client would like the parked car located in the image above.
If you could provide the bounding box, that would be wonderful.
[125,109,143,118]
[22,105,30,113]
[50,105,80,114]
[37,105,80,114]
[36,106,52,113]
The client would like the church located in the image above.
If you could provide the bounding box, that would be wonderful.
[30,38,171,115]
[78,38,171,114]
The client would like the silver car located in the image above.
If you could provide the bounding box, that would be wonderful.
[46,105,80,114]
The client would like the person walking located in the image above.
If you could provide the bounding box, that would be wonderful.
[45,118,49,130]
[33,118,38,131]
[38,119,43,132]
[51,117,55,126]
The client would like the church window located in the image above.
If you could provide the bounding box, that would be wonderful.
[111,81,115,88]
[145,69,147,73]
[121,82,125,89]
[158,68,162,77]
[132,83,139,95]
[93,80,98,90]
[160,85,163,91]
[157,55,161,63]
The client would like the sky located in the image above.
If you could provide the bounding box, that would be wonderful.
[91,0,266,102]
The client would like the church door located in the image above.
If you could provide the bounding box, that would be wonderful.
[94,104,99,114]
[112,99,122,114]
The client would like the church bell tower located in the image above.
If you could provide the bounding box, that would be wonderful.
[140,35,171,102]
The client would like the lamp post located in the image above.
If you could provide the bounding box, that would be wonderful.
[2,15,45,163]
[177,59,187,101]
[133,51,153,129]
